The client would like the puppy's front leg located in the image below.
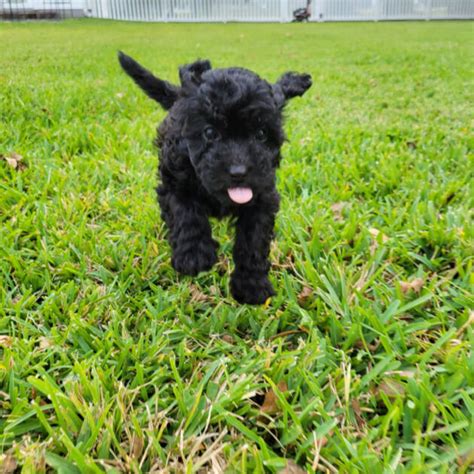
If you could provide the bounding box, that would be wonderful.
[160,191,218,276]
[231,200,278,305]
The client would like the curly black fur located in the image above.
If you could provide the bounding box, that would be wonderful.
[118,52,311,304]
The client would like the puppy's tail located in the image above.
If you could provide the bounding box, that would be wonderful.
[118,51,179,110]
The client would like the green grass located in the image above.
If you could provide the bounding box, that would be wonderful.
[1,19,473,473]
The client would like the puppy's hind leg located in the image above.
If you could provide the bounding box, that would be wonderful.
[158,188,218,276]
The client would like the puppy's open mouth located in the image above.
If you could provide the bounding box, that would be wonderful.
[227,187,253,204]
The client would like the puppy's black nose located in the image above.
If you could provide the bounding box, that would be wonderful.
[229,164,247,178]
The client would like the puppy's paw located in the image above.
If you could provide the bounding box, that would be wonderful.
[172,240,218,276]
[230,272,275,305]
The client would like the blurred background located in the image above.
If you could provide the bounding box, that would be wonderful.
[1,0,473,22]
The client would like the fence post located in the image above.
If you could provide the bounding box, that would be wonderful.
[315,0,322,21]
[426,0,433,20]
[102,0,108,18]
[280,0,287,22]
[375,0,380,21]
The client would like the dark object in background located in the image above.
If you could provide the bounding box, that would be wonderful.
[293,0,312,22]
[118,52,311,305]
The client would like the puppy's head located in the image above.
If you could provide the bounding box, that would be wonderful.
[119,52,312,206]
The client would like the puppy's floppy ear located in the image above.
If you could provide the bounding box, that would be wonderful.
[179,59,212,88]
[118,51,179,110]
[273,72,312,108]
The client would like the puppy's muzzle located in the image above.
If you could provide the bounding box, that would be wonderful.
[229,164,248,179]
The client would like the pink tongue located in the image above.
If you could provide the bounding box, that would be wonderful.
[227,187,253,204]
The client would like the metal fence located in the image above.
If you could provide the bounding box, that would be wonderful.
[84,0,474,21]
[0,0,84,19]
[2,0,473,21]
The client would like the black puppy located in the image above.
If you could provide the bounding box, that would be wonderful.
[118,52,311,304]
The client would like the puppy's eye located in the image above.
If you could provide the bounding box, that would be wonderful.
[204,126,220,141]
[255,129,267,142]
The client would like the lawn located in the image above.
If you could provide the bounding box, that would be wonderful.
[0,18,473,473]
